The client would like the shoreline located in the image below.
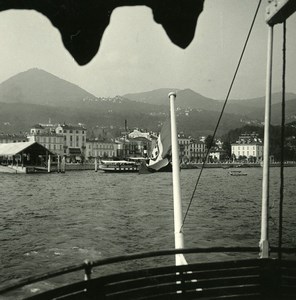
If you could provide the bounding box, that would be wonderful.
[181,162,296,169]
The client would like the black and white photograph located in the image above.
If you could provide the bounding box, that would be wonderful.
[1,0,296,299]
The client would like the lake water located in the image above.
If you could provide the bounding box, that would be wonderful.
[0,167,296,297]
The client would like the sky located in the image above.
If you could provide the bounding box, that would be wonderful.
[0,0,296,100]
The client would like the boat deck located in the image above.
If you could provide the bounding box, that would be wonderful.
[1,247,295,300]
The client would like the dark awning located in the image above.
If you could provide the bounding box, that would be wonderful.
[0,0,204,65]
[69,148,81,155]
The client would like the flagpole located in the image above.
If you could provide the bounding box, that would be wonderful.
[260,25,273,259]
[168,92,186,266]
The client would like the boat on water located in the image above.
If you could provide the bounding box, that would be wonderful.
[1,1,296,299]
[99,160,139,173]
[229,170,248,176]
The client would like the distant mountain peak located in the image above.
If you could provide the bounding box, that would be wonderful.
[0,68,95,106]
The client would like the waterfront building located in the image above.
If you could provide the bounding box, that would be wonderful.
[209,148,225,162]
[28,124,64,156]
[55,123,87,160]
[231,133,263,161]
[178,135,206,162]
[0,133,28,143]
[0,141,53,172]
[85,138,117,160]
[128,130,152,157]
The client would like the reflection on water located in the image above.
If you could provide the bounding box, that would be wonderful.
[1,167,296,291]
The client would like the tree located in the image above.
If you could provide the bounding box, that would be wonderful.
[205,135,216,150]
[222,140,231,158]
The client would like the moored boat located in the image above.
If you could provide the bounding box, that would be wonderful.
[229,170,248,176]
[99,160,139,173]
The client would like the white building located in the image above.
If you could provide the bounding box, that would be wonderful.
[231,133,263,161]
[28,124,64,156]
[231,143,263,161]
[85,138,117,160]
[55,123,87,159]
[178,136,206,162]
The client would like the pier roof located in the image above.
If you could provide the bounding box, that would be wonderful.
[0,141,53,156]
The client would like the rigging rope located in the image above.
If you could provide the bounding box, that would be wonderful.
[278,20,286,261]
[180,0,262,231]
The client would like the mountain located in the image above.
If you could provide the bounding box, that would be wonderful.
[124,89,296,124]
[0,68,95,107]
[124,88,223,111]
[227,92,296,108]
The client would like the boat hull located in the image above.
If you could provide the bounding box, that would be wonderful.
[99,165,139,173]
[138,161,172,174]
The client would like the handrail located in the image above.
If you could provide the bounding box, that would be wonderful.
[1,246,296,294]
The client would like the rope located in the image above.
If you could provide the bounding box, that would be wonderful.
[180,0,262,231]
[278,20,286,261]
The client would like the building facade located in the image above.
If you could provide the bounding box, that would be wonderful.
[85,138,117,160]
[55,124,87,160]
[231,133,263,161]
[0,134,28,143]
[231,143,263,161]
[178,136,206,162]
[28,124,64,156]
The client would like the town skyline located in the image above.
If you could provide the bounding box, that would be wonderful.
[1,0,296,100]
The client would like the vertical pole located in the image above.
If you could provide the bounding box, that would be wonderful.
[168,92,185,266]
[95,157,98,172]
[57,155,60,173]
[260,25,273,258]
[61,156,66,173]
[48,154,51,173]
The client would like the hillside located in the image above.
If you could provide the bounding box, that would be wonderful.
[124,89,296,124]
[1,68,295,137]
[0,68,96,107]
[124,88,223,111]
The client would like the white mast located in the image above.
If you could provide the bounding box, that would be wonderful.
[168,92,186,266]
[260,25,273,259]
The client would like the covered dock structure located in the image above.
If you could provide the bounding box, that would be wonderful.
[0,141,53,173]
